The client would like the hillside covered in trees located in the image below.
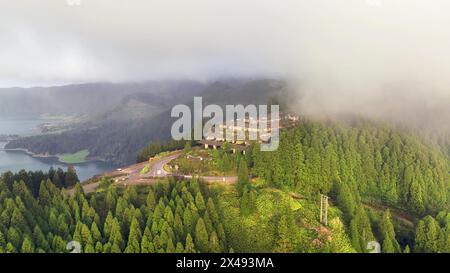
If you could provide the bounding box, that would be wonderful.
[250,120,450,215]
[247,119,450,252]
[0,176,356,253]
[0,118,449,253]
[5,79,286,165]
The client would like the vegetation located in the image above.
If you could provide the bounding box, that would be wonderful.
[414,212,450,253]
[246,119,450,252]
[137,140,193,163]
[140,165,150,175]
[0,174,355,253]
[1,167,79,196]
[1,117,449,253]
[5,80,285,166]
[58,150,90,164]
[169,146,241,176]
[250,120,449,215]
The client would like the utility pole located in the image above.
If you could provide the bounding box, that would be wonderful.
[320,194,329,226]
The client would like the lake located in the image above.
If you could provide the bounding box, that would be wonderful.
[0,117,115,181]
[0,117,45,136]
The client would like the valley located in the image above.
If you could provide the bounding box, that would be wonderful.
[4,79,287,165]
[2,0,450,260]
[0,79,449,254]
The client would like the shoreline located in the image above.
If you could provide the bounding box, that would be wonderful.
[1,146,106,166]
[1,146,57,159]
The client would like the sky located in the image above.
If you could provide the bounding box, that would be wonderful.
[1,0,450,126]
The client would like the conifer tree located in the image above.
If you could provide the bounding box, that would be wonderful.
[194,218,209,252]
[380,210,401,253]
[184,234,196,253]
[209,231,221,253]
[350,207,374,253]
[20,236,34,253]
[65,166,79,188]
[236,160,249,196]
[415,216,440,253]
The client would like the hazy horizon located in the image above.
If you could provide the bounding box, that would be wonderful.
[1,0,450,131]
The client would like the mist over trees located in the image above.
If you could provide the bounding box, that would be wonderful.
[251,119,449,215]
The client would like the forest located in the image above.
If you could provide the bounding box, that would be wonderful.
[0,173,357,253]
[250,120,449,215]
[0,119,449,253]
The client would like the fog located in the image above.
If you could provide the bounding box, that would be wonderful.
[1,0,450,130]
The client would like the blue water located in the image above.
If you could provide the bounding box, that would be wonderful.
[0,117,44,136]
[0,117,115,181]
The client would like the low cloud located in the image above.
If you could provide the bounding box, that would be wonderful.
[1,0,449,130]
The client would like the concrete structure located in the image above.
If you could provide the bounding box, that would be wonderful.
[200,140,246,153]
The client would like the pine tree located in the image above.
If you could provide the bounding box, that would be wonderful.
[102,242,112,253]
[111,243,122,253]
[91,222,102,244]
[415,216,440,253]
[20,236,34,253]
[52,172,63,188]
[209,231,221,253]
[195,218,209,252]
[166,239,175,253]
[206,198,219,225]
[7,227,21,250]
[109,219,124,251]
[84,244,95,253]
[6,243,16,253]
[240,186,256,216]
[403,245,411,253]
[380,210,400,253]
[236,160,250,196]
[350,207,374,253]
[141,234,154,253]
[65,166,80,188]
[183,208,194,235]
[0,231,6,248]
[184,234,196,253]
[81,223,94,247]
[175,242,184,253]
[222,153,231,172]
[52,236,66,253]
[195,192,206,212]
[146,189,157,210]
[125,217,142,253]
[103,211,114,240]
[335,182,356,220]
[174,213,184,240]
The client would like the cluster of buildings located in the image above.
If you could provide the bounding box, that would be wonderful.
[201,111,299,153]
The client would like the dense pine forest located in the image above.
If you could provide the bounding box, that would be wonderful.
[0,119,449,253]
[0,174,358,253]
[248,119,450,252]
[250,120,449,215]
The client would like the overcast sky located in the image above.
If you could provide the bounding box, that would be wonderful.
[1,0,450,110]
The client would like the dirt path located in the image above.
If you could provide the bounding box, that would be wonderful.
[363,202,417,227]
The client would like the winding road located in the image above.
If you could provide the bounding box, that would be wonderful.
[144,152,181,177]
[74,151,237,194]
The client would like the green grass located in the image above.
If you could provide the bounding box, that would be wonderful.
[140,164,150,175]
[58,149,89,164]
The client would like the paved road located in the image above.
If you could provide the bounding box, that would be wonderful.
[72,151,237,194]
[183,175,237,184]
[143,152,182,177]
